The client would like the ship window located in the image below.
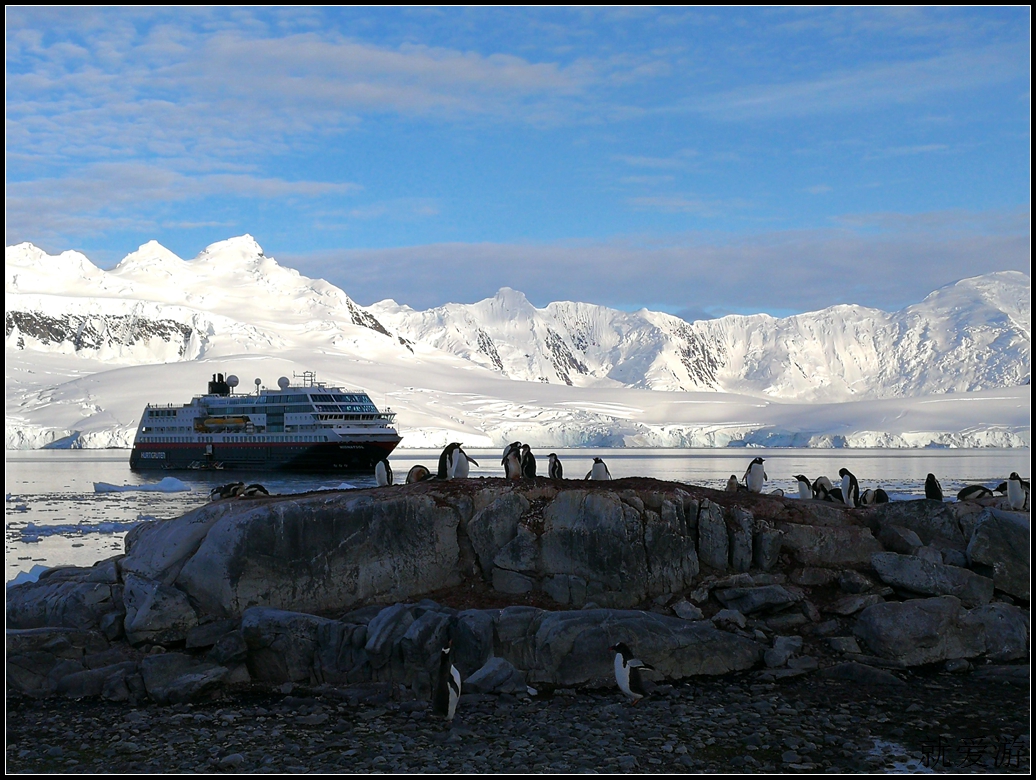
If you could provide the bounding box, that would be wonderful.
[311,394,334,402]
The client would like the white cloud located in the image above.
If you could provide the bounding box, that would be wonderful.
[282,208,1031,315]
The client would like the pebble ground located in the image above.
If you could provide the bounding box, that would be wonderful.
[7,667,1029,774]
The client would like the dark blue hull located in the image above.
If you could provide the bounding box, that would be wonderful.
[129,438,400,473]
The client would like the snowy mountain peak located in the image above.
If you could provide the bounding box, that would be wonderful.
[6,242,108,294]
[111,241,187,277]
[194,234,266,265]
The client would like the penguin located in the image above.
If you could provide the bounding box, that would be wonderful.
[794,475,812,501]
[210,482,245,500]
[502,442,523,479]
[375,459,393,487]
[547,453,563,480]
[1006,472,1029,511]
[743,457,766,494]
[501,442,521,466]
[725,475,740,492]
[956,484,993,502]
[994,481,1008,494]
[438,443,462,480]
[924,473,943,501]
[872,488,890,504]
[609,642,655,705]
[406,464,432,484]
[520,444,537,479]
[586,457,612,481]
[432,640,462,722]
[812,476,834,500]
[503,448,523,480]
[448,446,478,479]
[838,468,860,507]
[769,488,785,498]
[827,487,845,504]
[240,483,269,497]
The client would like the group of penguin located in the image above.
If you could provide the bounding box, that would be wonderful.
[375,443,611,487]
[725,457,888,507]
[432,638,657,723]
[728,457,1029,510]
[208,482,270,500]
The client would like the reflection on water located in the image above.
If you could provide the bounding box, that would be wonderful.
[5,447,1028,582]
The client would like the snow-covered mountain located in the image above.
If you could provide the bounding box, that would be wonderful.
[370,274,1031,401]
[5,237,1031,450]
[6,237,397,365]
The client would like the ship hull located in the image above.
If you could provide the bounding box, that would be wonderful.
[129,437,401,473]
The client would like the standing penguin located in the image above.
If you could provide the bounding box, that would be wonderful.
[438,443,462,480]
[503,444,523,480]
[375,459,393,487]
[743,457,767,494]
[586,457,612,480]
[838,468,861,507]
[609,642,654,705]
[794,475,813,501]
[547,453,563,480]
[432,640,462,722]
[725,475,740,492]
[448,446,479,479]
[1007,472,1029,511]
[924,473,943,501]
[520,444,537,478]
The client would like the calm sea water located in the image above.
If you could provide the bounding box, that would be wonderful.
[4,447,1027,583]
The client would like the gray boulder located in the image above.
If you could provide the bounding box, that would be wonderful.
[853,595,1028,666]
[517,608,763,687]
[6,627,111,696]
[173,492,464,618]
[714,585,801,615]
[966,509,1030,601]
[464,657,526,694]
[467,491,529,576]
[241,607,338,683]
[866,500,981,549]
[141,652,229,705]
[697,500,729,571]
[876,524,924,555]
[870,552,994,608]
[123,574,198,645]
[6,569,123,632]
[777,523,882,567]
[729,507,754,573]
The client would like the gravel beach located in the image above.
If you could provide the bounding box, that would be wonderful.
[7,667,1028,774]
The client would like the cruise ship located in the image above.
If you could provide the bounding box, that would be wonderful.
[129,371,401,472]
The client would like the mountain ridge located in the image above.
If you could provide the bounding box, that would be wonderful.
[7,239,1031,402]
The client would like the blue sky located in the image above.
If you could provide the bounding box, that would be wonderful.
[6,7,1030,319]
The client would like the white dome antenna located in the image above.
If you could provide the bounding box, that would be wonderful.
[254,378,262,394]
[226,375,239,388]
[278,376,291,390]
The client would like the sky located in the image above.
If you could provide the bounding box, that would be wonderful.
[5,7,1031,320]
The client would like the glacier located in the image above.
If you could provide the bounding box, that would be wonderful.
[5,236,1031,451]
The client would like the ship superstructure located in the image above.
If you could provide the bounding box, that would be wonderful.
[129,371,401,471]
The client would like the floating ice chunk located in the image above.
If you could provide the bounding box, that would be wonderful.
[18,520,146,540]
[93,477,190,493]
[7,564,50,588]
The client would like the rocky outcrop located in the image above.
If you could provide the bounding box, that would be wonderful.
[870,552,994,607]
[853,596,1029,666]
[6,478,1029,705]
[966,509,1030,601]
